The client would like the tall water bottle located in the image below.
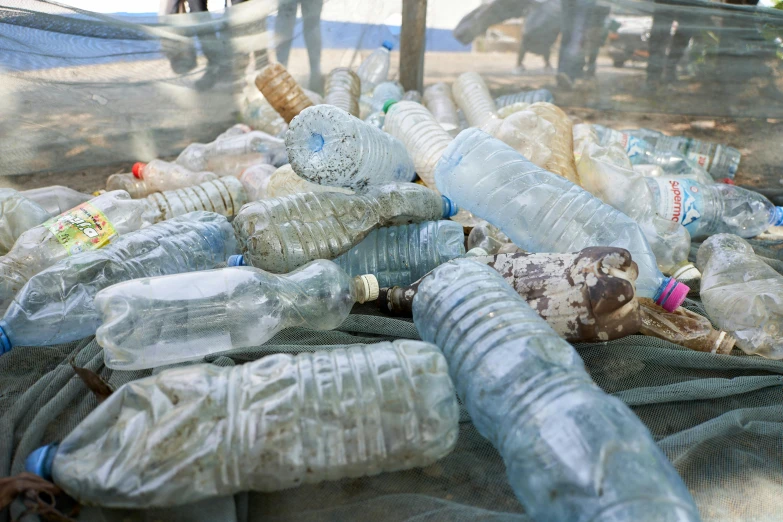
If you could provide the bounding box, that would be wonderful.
[286,105,415,190]
[422,82,460,134]
[434,128,689,311]
[25,341,458,508]
[232,182,457,273]
[0,212,236,351]
[239,163,353,201]
[107,160,217,198]
[21,186,90,216]
[0,190,55,256]
[451,72,499,128]
[495,88,554,107]
[356,40,393,94]
[332,220,465,287]
[176,131,286,177]
[94,260,380,369]
[255,63,314,123]
[411,259,700,521]
[324,67,361,116]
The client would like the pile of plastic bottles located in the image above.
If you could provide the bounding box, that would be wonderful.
[7,42,781,521]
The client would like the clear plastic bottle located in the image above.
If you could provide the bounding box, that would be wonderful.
[238,163,353,201]
[176,131,287,177]
[21,186,91,216]
[479,108,554,169]
[356,40,393,94]
[324,67,361,116]
[434,128,689,310]
[366,81,405,114]
[286,104,415,190]
[494,89,554,107]
[639,298,736,355]
[383,101,453,189]
[697,234,783,358]
[466,222,522,254]
[301,88,324,106]
[240,85,288,136]
[332,220,465,287]
[526,102,580,185]
[233,182,457,273]
[94,260,380,369]
[422,82,460,134]
[215,123,252,141]
[107,160,218,199]
[0,189,53,256]
[411,258,700,522]
[142,176,248,224]
[451,72,499,128]
[255,63,314,123]
[25,341,458,508]
[402,90,422,103]
[0,212,236,351]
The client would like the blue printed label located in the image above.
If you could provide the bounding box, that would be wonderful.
[651,177,704,235]
[603,128,647,162]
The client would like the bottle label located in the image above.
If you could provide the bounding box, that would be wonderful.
[43,202,117,255]
[651,177,705,235]
[604,128,648,162]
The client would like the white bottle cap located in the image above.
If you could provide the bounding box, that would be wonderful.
[356,274,380,303]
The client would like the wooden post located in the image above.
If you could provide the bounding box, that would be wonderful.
[399,0,427,93]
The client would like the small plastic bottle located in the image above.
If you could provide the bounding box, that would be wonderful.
[94,260,380,369]
[107,160,217,198]
[286,104,415,190]
[176,131,287,177]
[0,212,237,350]
[638,298,736,355]
[238,163,352,201]
[422,82,460,134]
[367,81,405,113]
[526,102,580,185]
[451,72,499,128]
[411,259,700,522]
[0,189,54,256]
[356,40,394,94]
[495,89,554,108]
[233,182,457,273]
[21,186,91,216]
[324,67,361,116]
[255,63,314,123]
[402,90,422,103]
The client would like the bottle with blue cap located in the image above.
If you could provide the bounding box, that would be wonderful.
[356,40,394,94]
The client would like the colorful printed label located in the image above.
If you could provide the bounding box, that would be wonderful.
[604,128,649,162]
[651,177,705,235]
[43,202,117,255]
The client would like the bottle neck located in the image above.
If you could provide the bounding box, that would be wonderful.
[770,206,783,227]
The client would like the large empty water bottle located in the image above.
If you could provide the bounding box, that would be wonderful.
[0,189,77,256]
[324,67,361,116]
[495,89,554,107]
[107,160,217,198]
[176,131,286,177]
[411,258,700,521]
[422,82,460,134]
[94,260,380,369]
[0,212,236,351]
[286,105,415,189]
[25,341,459,508]
[21,186,91,216]
[238,163,353,201]
[434,128,689,311]
[356,40,393,94]
[233,182,457,273]
[255,63,314,123]
[451,72,499,128]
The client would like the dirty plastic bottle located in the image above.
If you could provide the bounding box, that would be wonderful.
[141,176,248,225]
[479,108,554,169]
[286,104,415,190]
[21,186,91,216]
[366,81,405,114]
[25,341,459,508]
[383,101,453,189]
[240,85,288,136]
[255,63,314,123]
[176,131,287,177]
[0,212,236,350]
[526,102,580,185]
[494,89,554,108]
[411,258,701,522]
[434,128,689,310]
[638,298,735,355]
[697,234,783,358]
[356,40,394,94]
[216,123,252,141]
[107,160,218,199]
[238,163,353,201]
[466,222,522,254]
[422,82,460,134]
[332,220,466,287]
[324,67,361,116]
[402,90,422,103]
[451,72,499,128]
[94,260,380,369]
[0,190,54,256]
[233,182,457,273]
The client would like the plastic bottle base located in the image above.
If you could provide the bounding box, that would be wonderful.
[0,321,11,354]
[26,443,58,481]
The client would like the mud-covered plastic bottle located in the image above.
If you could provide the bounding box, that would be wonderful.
[239,164,353,201]
[286,104,415,190]
[451,72,499,128]
[434,128,689,310]
[176,131,287,177]
[324,67,361,116]
[0,212,236,351]
[466,222,522,254]
[422,82,460,134]
[141,176,248,224]
[495,88,554,107]
[233,182,457,273]
[255,63,314,122]
[93,260,380,369]
[356,40,393,94]
[107,160,217,198]
[638,298,735,355]
[25,340,459,508]
[411,258,701,522]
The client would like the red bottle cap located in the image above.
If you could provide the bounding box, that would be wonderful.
[720,178,735,185]
[132,162,146,179]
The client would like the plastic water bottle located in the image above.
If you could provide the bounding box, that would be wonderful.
[21,186,91,216]
[332,220,465,287]
[434,128,689,311]
[301,88,324,106]
[422,82,460,134]
[238,163,353,201]
[466,222,522,254]
[141,176,248,225]
[0,190,54,256]
[232,182,457,273]
[0,212,236,351]
[639,298,735,355]
[25,340,458,508]
[697,234,783,358]
[255,63,314,123]
[215,123,252,141]
[176,131,287,177]
[239,84,288,136]
[495,88,554,107]
[367,81,405,113]
[411,258,700,521]
[402,89,422,103]
[324,67,361,116]
[526,102,580,185]
[383,101,453,189]
[479,108,554,169]
[94,260,380,369]
[356,40,393,94]
[451,72,499,128]
[286,104,415,190]
[107,160,218,198]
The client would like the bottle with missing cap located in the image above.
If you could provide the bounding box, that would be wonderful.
[639,298,735,355]
[106,160,218,198]
[93,260,381,370]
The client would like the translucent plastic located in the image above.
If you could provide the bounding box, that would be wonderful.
[215,123,252,141]
[301,88,324,106]
[0,190,55,256]
[0,212,236,348]
[142,176,248,225]
[324,67,361,117]
[356,43,392,94]
[240,86,288,137]
[367,82,405,114]
[176,131,287,177]
[255,63,314,123]
[402,90,422,103]
[411,259,700,522]
[286,105,415,190]
[639,298,736,355]
[466,222,522,255]
[422,83,460,134]
[107,160,217,199]
[94,260,378,369]
[526,102,580,185]
[333,221,465,287]
[434,128,688,310]
[239,164,353,202]
[383,101,453,189]
[697,234,783,358]
[479,109,554,168]
[233,182,455,273]
[495,89,554,108]
[20,186,91,217]
[451,72,499,128]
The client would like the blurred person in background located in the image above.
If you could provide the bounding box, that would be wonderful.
[274,0,324,92]
[557,0,609,87]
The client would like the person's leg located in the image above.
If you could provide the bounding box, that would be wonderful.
[646,0,674,86]
[275,0,298,67]
[558,0,576,75]
[300,0,324,91]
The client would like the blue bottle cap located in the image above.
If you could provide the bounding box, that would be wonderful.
[772,207,783,227]
[441,196,458,218]
[382,40,394,51]
[26,443,58,481]
[227,255,246,267]
[0,321,11,355]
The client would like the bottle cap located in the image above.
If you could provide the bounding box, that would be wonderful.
[227,254,246,267]
[0,321,11,355]
[355,275,380,303]
[654,277,690,312]
[26,443,58,480]
[382,100,397,113]
[441,196,459,218]
[719,178,735,185]
[132,162,146,179]
[382,40,394,51]
[772,207,783,227]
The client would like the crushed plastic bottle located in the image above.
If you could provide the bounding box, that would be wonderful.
[25,341,459,508]
[141,176,248,225]
[233,182,457,273]
[451,72,499,128]
[480,108,554,168]
[402,90,422,103]
[494,88,554,107]
[324,67,361,116]
[526,102,580,185]
[94,260,380,369]
[466,222,522,254]
[697,234,783,358]
[434,128,689,310]
[107,160,218,199]
[255,63,314,123]
[215,123,252,141]
[21,186,91,216]
[0,190,55,256]
[638,298,735,355]
[422,82,460,134]
[0,212,236,350]
[356,40,393,94]
[238,163,353,201]
[411,258,701,522]
[286,104,415,189]
[176,131,287,177]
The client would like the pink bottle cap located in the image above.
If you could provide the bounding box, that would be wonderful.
[132,162,146,179]
[656,279,690,312]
